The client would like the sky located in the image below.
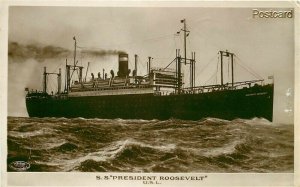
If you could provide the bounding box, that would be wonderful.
[8,6,294,124]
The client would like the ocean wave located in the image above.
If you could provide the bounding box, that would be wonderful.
[8,128,54,138]
[76,159,109,172]
[87,138,176,161]
[200,117,231,124]
[54,142,79,152]
[232,117,272,125]
[201,139,246,157]
[41,141,69,150]
[20,138,70,151]
[53,138,176,171]
[7,116,294,172]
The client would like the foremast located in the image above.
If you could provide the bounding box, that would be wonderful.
[65,36,84,93]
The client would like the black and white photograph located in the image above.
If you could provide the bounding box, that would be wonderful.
[1,1,298,186]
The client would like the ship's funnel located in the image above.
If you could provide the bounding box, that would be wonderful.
[118,53,128,77]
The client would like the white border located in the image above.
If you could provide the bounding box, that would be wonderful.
[1,1,299,187]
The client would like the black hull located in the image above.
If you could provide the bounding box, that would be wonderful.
[26,85,274,121]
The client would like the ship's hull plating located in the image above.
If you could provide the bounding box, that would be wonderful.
[26,85,274,121]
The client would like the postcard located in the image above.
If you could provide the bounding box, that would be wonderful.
[1,1,299,186]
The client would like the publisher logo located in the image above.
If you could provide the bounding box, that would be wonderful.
[253,9,293,18]
[9,161,31,171]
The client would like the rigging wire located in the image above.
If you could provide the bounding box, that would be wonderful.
[234,55,263,80]
[74,33,177,77]
[52,55,70,73]
[205,62,219,85]
[188,35,193,53]
[179,33,183,51]
[138,59,147,75]
[190,30,222,50]
[173,33,180,49]
[153,34,178,61]
[52,62,63,73]
[135,56,148,76]
[236,62,261,80]
[46,75,54,94]
[76,33,174,50]
[192,53,218,86]
[186,17,211,26]
[198,53,218,75]
[163,58,177,70]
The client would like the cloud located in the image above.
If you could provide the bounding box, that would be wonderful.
[8,41,71,63]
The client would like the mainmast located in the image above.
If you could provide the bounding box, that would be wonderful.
[176,19,195,93]
[181,19,189,65]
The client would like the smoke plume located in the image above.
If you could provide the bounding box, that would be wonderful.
[8,41,127,63]
[81,49,126,56]
[8,41,71,63]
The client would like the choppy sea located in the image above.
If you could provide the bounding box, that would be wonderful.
[7,117,293,172]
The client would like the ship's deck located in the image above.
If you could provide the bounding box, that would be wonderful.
[68,85,154,97]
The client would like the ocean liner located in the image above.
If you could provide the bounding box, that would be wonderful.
[25,19,274,121]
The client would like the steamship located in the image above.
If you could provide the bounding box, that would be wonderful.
[25,19,274,121]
